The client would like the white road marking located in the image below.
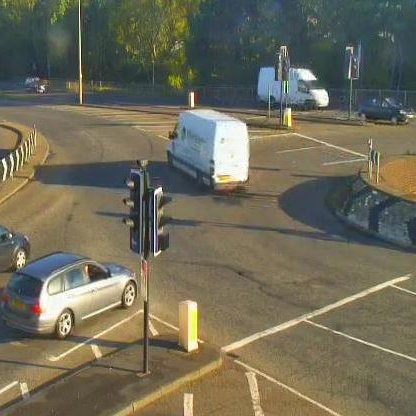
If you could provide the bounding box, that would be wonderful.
[391,284,416,296]
[0,381,18,395]
[91,344,102,360]
[222,274,411,353]
[322,158,366,166]
[245,372,264,416]
[235,360,343,416]
[149,320,159,336]
[245,115,265,120]
[183,393,193,416]
[305,319,416,363]
[10,341,26,347]
[149,313,205,343]
[48,310,143,362]
[20,382,29,400]
[131,121,175,125]
[157,135,169,141]
[293,132,366,158]
[250,132,293,140]
[149,313,179,331]
[275,146,321,154]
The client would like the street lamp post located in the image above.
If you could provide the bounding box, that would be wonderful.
[78,0,83,104]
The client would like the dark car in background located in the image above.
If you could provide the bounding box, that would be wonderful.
[24,77,48,94]
[358,97,409,124]
[1,252,137,339]
[0,225,30,271]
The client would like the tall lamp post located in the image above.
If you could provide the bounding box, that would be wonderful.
[78,0,83,104]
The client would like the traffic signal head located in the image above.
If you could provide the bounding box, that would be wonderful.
[152,186,171,256]
[351,55,359,79]
[282,55,290,82]
[123,169,144,255]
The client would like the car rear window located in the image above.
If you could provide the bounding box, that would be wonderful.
[8,273,43,298]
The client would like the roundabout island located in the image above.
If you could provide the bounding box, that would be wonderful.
[332,155,416,249]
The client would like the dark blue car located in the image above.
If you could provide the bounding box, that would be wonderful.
[358,97,408,125]
[0,225,30,270]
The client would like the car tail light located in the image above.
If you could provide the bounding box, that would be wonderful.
[1,289,10,304]
[31,303,44,315]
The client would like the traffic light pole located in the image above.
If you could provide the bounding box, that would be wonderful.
[348,77,353,120]
[142,166,151,375]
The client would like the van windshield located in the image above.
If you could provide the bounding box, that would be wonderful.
[304,80,324,90]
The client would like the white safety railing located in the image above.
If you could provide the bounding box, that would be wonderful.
[0,124,37,182]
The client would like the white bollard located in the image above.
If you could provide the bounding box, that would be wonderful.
[188,92,195,109]
[179,301,198,352]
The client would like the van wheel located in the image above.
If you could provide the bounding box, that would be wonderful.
[359,113,366,124]
[197,172,204,189]
[391,116,398,125]
[167,152,173,168]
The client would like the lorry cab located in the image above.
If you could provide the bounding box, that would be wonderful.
[167,110,249,190]
[257,66,329,109]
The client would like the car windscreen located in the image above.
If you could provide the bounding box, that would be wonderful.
[7,273,43,298]
[384,98,402,108]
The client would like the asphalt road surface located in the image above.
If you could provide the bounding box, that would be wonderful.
[0,98,415,415]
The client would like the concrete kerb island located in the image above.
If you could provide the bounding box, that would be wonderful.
[3,335,222,416]
[0,122,49,205]
[330,157,416,249]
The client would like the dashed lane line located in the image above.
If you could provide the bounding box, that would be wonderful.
[391,284,416,296]
[47,309,143,362]
[222,274,411,353]
[19,382,29,400]
[0,381,18,395]
[305,319,416,363]
[245,372,264,416]
[91,344,102,360]
[183,393,194,416]
[149,320,159,336]
[293,132,366,158]
[235,360,343,416]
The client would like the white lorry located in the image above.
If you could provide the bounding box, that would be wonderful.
[257,67,329,109]
[167,109,249,190]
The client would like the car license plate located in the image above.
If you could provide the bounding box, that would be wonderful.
[11,298,26,311]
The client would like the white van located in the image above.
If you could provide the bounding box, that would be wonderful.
[257,67,329,109]
[167,110,249,190]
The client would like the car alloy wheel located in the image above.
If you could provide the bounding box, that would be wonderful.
[122,282,136,308]
[56,310,73,339]
[14,249,27,270]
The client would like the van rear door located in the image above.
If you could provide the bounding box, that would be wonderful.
[213,123,249,184]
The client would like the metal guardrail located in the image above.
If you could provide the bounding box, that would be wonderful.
[0,125,37,182]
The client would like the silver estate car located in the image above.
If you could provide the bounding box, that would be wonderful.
[0,252,138,339]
